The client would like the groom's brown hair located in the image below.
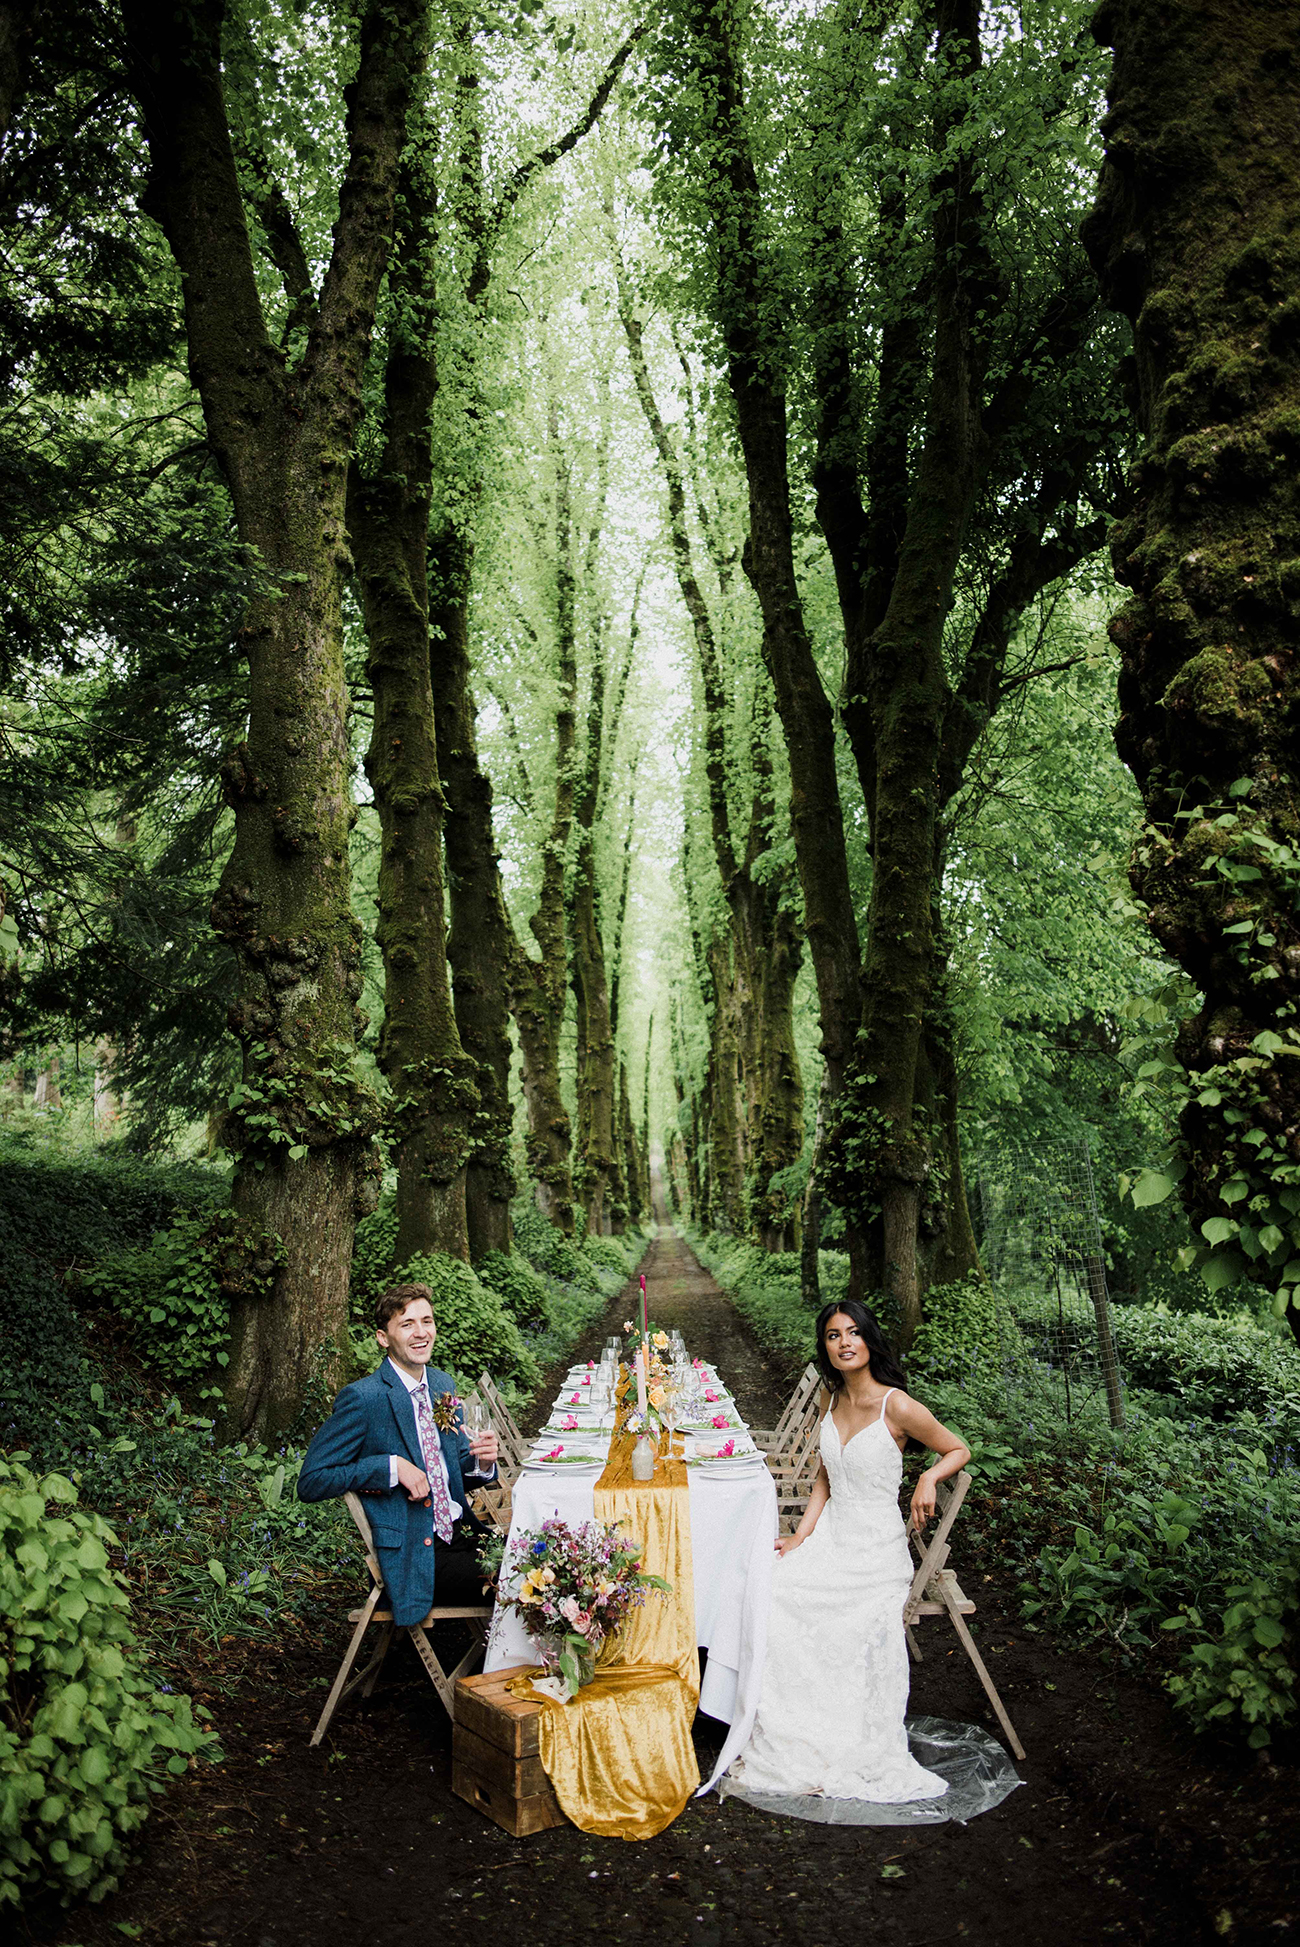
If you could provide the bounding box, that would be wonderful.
[375,1282,435,1331]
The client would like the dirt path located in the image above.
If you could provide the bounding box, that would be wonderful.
[27,1229,1297,1947]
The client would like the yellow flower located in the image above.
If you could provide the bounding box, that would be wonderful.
[648,1385,666,1410]
[652,1331,669,1348]
[541,1567,556,1584]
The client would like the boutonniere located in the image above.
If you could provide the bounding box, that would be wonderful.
[431,1390,462,1434]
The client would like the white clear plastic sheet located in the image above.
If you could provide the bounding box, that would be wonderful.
[718,1715,1022,1826]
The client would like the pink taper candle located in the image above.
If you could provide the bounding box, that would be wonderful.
[639,1271,647,1340]
[636,1345,648,1420]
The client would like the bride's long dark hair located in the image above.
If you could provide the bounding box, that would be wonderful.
[814,1298,909,1395]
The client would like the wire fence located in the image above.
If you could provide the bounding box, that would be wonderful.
[973,1139,1125,1429]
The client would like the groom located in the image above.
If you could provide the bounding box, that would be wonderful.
[297,1282,499,1624]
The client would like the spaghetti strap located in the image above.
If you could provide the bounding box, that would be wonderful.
[876,1387,896,1424]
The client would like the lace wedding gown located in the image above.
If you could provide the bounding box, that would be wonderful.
[727,1390,948,1802]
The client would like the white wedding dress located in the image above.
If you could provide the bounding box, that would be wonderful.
[727,1390,948,1803]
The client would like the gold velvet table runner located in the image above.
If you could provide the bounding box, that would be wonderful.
[510,1381,701,1840]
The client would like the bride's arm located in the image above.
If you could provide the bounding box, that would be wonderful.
[775,1463,830,1555]
[774,1387,834,1555]
[891,1394,970,1532]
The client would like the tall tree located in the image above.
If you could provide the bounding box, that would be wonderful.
[123,0,426,1434]
[1082,0,1300,1340]
[652,0,1121,1333]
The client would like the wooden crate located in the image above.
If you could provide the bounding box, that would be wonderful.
[452,1666,567,1837]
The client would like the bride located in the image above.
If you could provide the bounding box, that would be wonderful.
[727,1298,970,1803]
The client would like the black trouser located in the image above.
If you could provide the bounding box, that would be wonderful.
[430,1519,489,1605]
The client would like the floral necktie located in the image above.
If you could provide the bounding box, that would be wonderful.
[413,1384,455,1543]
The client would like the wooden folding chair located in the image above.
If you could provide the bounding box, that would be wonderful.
[903,1470,1025,1761]
[309,1492,495,1747]
[751,1362,820,1453]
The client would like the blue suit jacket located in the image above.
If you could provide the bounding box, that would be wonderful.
[297,1360,495,1627]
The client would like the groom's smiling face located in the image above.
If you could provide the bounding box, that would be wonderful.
[377,1298,437,1374]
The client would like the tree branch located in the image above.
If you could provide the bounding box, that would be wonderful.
[467,22,646,304]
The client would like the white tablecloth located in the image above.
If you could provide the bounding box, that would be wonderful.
[483,1369,777,1752]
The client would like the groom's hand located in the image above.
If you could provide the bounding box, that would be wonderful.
[469,1432,498,1471]
[395,1457,431,1502]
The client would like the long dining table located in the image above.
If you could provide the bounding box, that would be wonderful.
[483,1351,777,1781]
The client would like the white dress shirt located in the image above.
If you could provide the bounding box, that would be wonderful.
[386,1357,462,1520]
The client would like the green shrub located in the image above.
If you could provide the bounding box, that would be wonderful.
[511,1200,601,1290]
[477,1250,550,1329]
[388,1251,540,1389]
[581,1233,635,1275]
[0,1458,218,1908]
[1108,1305,1300,1439]
[348,1193,399,1316]
[0,1136,227,1446]
[908,1273,1004,1381]
[1164,1566,1300,1748]
[79,1217,231,1386]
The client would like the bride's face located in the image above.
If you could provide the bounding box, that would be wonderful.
[824,1312,871,1376]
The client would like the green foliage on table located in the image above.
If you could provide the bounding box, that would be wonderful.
[0,1459,219,1909]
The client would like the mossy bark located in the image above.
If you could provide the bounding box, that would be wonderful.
[124,0,424,1435]
[429,537,518,1262]
[349,141,478,1269]
[1083,0,1300,1337]
[514,424,577,1233]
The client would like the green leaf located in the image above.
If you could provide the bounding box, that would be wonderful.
[1200,1216,1238,1246]
[1252,1616,1284,1649]
[1132,1170,1176,1209]
[287,1144,308,1161]
[207,1559,227,1589]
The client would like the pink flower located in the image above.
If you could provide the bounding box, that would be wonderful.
[719,1439,736,1457]
[559,1596,581,1624]
[568,1392,580,1403]
[704,1389,721,1403]
[545,1445,564,1459]
[580,1376,591,1385]
[562,1415,579,1430]
[711,1414,729,1430]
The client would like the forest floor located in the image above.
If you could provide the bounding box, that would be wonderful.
[23,1230,1300,1947]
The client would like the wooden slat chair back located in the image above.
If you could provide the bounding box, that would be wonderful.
[751,1362,820,1453]
[903,1470,1025,1762]
[767,1394,827,1535]
[309,1490,494,1748]
[476,1371,528,1482]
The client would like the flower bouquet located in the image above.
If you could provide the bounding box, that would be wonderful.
[494,1517,670,1700]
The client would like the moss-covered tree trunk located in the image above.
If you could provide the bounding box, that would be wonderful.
[349,140,478,1270]
[514,424,577,1232]
[1083,0,1300,1338]
[124,0,424,1435]
[428,540,518,1262]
